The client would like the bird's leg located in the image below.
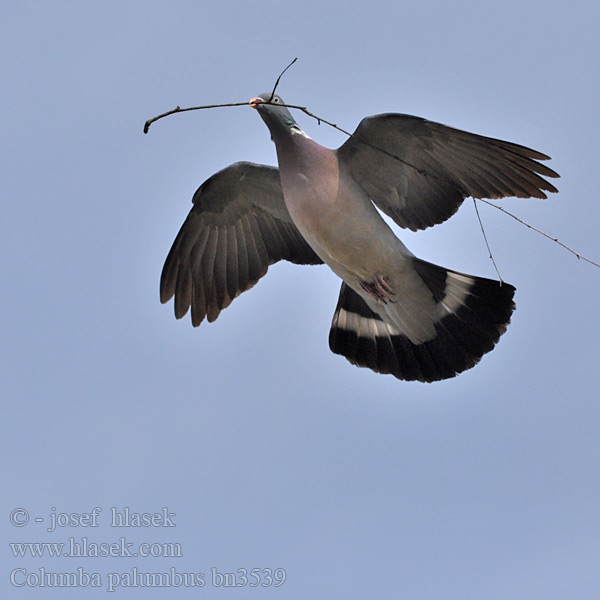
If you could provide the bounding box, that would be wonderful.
[360,275,396,304]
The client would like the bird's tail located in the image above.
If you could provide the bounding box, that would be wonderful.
[328,259,516,382]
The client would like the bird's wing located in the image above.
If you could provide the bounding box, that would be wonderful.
[336,114,559,231]
[160,161,323,326]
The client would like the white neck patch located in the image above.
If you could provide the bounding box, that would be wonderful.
[291,125,311,139]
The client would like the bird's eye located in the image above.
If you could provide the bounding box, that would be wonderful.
[273,97,279,103]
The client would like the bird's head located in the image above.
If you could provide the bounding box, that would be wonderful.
[250,93,308,140]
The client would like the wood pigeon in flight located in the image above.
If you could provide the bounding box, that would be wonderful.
[160,93,558,382]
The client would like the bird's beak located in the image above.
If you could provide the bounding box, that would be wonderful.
[249,97,263,109]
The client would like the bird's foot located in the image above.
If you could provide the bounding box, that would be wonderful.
[360,275,396,304]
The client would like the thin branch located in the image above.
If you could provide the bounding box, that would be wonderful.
[144,99,427,175]
[143,102,248,133]
[268,58,298,101]
[284,104,431,176]
[473,199,503,283]
[479,199,600,269]
[144,58,298,134]
[143,96,598,271]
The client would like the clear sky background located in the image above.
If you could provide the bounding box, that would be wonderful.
[2,1,599,598]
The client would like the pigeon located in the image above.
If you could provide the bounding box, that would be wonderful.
[160,93,559,382]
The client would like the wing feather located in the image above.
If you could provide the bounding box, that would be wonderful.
[337,114,559,231]
[160,162,322,325]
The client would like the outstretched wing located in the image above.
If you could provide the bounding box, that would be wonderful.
[337,114,559,231]
[160,161,323,326]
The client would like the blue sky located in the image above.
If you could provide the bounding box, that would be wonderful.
[2,1,599,598]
